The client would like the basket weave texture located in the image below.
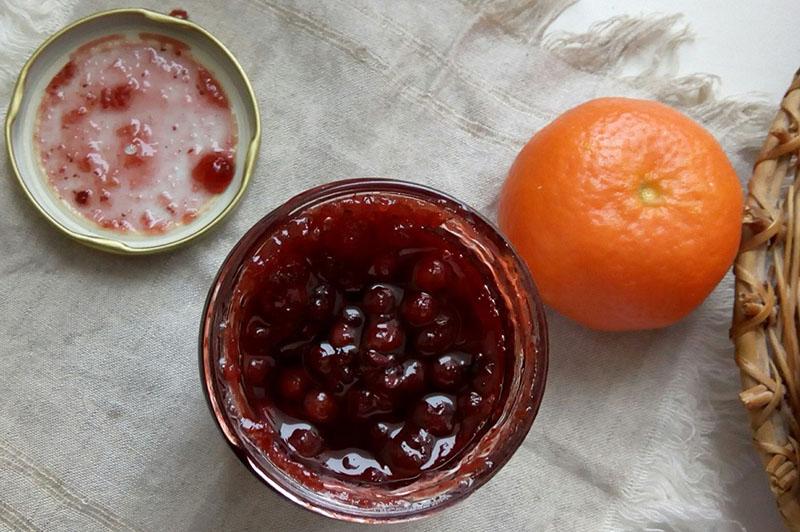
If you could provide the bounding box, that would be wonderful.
[732,72,800,530]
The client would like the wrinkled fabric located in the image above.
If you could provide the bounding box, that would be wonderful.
[0,1,785,530]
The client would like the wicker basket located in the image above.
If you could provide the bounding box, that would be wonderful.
[732,72,800,530]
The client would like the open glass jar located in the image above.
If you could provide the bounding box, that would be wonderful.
[199,179,548,522]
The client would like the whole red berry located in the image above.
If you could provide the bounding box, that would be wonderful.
[324,362,357,395]
[381,426,433,476]
[242,316,278,355]
[399,359,426,395]
[360,349,396,369]
[340,305,365,326]
[411,394,455,436]
[277,367,309,401]
[368,420,403,450]
[288,427,324,457]
[363,284,399,316]
[369,359,425,396]
[242,356,274,386]
[191,152,235,193]
[330,321,360,348]
[304,343,337,376]
[309,283,339,321]
[412,256,450,292]
[303,390,339,424]
[363,317,404,352]
[401,291,438,327]
[430,352,472,390]
[416,310,459,355]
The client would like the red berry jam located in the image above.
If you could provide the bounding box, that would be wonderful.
[222,190,513,485]
[35,34,237,233]
[203,180,548,521]
[169,8,189,19]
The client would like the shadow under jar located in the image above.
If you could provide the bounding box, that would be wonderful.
[200,179,548,523]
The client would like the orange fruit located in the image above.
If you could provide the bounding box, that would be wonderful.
[498,97,743,331]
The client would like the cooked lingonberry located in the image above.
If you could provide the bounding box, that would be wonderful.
[324,363,357,395]
[411,394,456,436]
[340,305,365,326]
[288,427,324,458]
[191,152,235,194]
[336,344,357,365]
[368,420,403,450]
[381,426,434,476]
[416,310,459,355]
[377,359,426,394]
[401,291,438,327]
[309,283,339,321]
[346,388,393,421]
[363,467,389,483]
[278,367,310,401]
[430,352,472,390]
[363,284,400,315]
[231,191,512,484]
[242,316,274,353]
[412,256,450,292]
[242,355,274,386]
[363,365,394,393]
[168,8,189,19]
[363,317,404,352]
[303,390,338,424]
[370,359,425,395]
[304,343,338,376]
[330,321,360,348]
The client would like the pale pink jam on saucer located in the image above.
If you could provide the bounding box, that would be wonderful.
[35,34,238,233]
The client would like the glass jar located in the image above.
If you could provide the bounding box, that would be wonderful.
[199,178,548,522]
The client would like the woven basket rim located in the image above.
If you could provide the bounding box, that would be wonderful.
[732,70,800,531]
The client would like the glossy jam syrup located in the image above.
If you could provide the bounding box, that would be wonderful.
[35,34,237,233]
[230,192,510,484]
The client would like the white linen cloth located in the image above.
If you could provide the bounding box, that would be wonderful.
[0,1,789,530]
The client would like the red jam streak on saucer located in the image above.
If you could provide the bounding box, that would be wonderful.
[169,9,189,19]
[35,33,236,233]
[228,192,509,484]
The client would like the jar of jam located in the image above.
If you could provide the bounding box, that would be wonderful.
[200,179,548,522]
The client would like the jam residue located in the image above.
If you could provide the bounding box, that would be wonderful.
[227,192,510,484]
[35,34,237,233]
